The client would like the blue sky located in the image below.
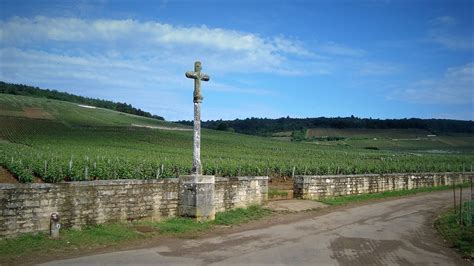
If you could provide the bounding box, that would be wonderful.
[0,0,472,121]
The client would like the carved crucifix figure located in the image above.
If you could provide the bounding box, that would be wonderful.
[185,61,210,175]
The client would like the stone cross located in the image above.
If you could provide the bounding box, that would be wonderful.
[185,61,209,175]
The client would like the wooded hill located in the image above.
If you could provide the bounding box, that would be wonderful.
[178,116,474,136]
[0,81,165,120]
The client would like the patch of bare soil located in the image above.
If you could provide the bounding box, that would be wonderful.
[131,124,192,131]
[269,177,293,190]
[268,177,294,200]
[0,166,18,183]
[0,167,44,184]
[23,107,54,120]
[133,225,157,234]
[33,176,44,183]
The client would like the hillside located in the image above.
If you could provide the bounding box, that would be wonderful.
[0,94,473,183]
[0,94,181,129]
[0,81,165,120]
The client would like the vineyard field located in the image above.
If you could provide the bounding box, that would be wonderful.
[1,94,473,183]
[276,128,474,152]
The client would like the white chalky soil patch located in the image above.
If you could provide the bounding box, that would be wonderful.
[131,124,192,131]
[77,104,96,109]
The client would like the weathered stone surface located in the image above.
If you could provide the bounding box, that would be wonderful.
[0,179,179,238]
[179,175,215,221]
[185,61,210,175]
[294,172,473,200]
[1,176,268,238]
[214,176,268,212]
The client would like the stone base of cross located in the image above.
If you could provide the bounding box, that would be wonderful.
[178,175,215,221]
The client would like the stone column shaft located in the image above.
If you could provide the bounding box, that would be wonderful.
[192,102,202,175]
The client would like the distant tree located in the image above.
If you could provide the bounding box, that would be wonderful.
[216,122,229,131]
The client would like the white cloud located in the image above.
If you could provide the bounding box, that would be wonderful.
[430,16,457,26]
[428,33,473,51]
[0,16,314,75]
[0,47,176,88]
[390,63,474,105]
[357,61,400,76]
[319,42,366,57]
[426,15,473,51]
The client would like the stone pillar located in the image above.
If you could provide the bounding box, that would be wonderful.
[192,102,202,174]
[294,176,311,199]
[179,175,215,221]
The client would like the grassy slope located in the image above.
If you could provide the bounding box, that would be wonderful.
[0,94,183,128]
[0,94,473,182]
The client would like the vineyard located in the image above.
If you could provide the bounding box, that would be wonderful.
[1,94,473,183]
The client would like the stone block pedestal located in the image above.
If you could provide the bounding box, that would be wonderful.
[179,175,215,221]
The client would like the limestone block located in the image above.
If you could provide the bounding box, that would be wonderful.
[179,175,215,221]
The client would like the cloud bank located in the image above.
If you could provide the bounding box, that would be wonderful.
[391,63,473,106]
[0,16,315,75]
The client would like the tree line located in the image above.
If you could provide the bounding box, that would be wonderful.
[178,116,474,135]
[0,81,165,120]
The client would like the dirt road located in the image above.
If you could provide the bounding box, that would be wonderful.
[44,190,469,265]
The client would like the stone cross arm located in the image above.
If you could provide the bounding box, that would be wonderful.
[185,71,210,81]
[186,61,210,104]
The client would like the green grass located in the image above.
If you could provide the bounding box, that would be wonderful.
[0,224,141,262]
[213,205,273,225]
[146,205,273,234]
[151,217,212,234]
[435,209,474,257]
[1,93,473,183]
[268,188,290,198]
[318,184,470,206]
[0,205,272,263]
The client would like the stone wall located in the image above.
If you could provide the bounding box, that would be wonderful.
[294,172,473,200]
[215,177,268,212]
[1,176,268,238]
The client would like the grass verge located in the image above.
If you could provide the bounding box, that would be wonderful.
[268,188,290,199]
[0,224,141,262]
[143,205,273,234]
[318,183,470,206]
[0,205,272,263]
[435,209,474,258]
[214,205,273,226]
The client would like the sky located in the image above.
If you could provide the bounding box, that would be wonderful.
[0,0,472,121]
